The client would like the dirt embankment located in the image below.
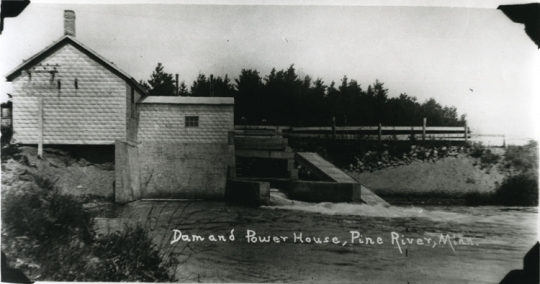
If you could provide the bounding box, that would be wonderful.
[346,152,507,203]
[0,144,514,205]
[1,145,115,198]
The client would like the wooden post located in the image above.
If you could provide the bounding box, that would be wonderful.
[287,158,295,170]
[175,74,179,96]
[422,118,426,142]
[464,120,468,143]
[331,116,336,141]
[378,123,382,144]
[38,97,43,158]
[210,74,214,97]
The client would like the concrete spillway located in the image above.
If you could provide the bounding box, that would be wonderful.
[295,152,358,183]
[295,152,390,207]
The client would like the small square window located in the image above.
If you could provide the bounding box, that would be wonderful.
[185,116,199,127]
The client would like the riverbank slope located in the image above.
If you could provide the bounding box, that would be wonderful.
[347,153,507,204]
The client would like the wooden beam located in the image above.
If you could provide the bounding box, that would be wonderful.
[425,126,467,132]
[233,124,471,141]
[235,137,288,150]
[234,125,279,130]
[470,134,505,137]
[234,125,463,132]
[276,126,467,132]
[234,130,277,137]
[428,133,472,138]
[281,133,469,140]
[441,138,468,141]
[236,149,295,159]
[281,133,339,138]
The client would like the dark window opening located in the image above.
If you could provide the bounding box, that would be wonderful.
[236,157,290,179]
[185,116,199,127]
[57,80,61,89]
[74,78,78,89]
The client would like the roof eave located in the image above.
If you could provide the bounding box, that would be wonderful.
[5,35,72,81]
[4,35,148,97]
[138,96,235,105]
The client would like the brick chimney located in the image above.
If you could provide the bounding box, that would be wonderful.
[64,10,75,37]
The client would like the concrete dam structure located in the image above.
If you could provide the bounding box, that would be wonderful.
[294,152,390,207]
[228,129,389,207]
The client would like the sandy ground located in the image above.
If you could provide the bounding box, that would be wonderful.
[347,155,506,198]
[1,146,114,197]
[92,192,538,283]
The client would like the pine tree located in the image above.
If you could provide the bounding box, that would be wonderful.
[178,81,189,96]
[144,63,177,96]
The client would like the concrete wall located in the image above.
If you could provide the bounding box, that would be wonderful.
[134,102,235,199]
[137,104,234,143]
[11,42,127,144]
[289,181,361,203]
[226,179,270,206]
[138,142,234,199]
[115,140,141,203]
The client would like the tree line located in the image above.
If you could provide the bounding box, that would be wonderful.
[139,63,466,127]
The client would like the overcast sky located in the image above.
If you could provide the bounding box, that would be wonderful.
[1,0,538,140]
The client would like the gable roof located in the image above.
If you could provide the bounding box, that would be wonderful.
[5,35,148,96]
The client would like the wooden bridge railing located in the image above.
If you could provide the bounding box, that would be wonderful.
[234,122,471,142]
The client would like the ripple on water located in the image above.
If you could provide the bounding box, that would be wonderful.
[263,191,538,227]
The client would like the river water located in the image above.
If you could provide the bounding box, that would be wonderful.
[93,191,538,283]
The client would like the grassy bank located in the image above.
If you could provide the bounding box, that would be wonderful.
[291,137,538,206]
[1,145,179,281]
[290,137,471,172]
[347,154,505,205]
[464,141,538,206]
